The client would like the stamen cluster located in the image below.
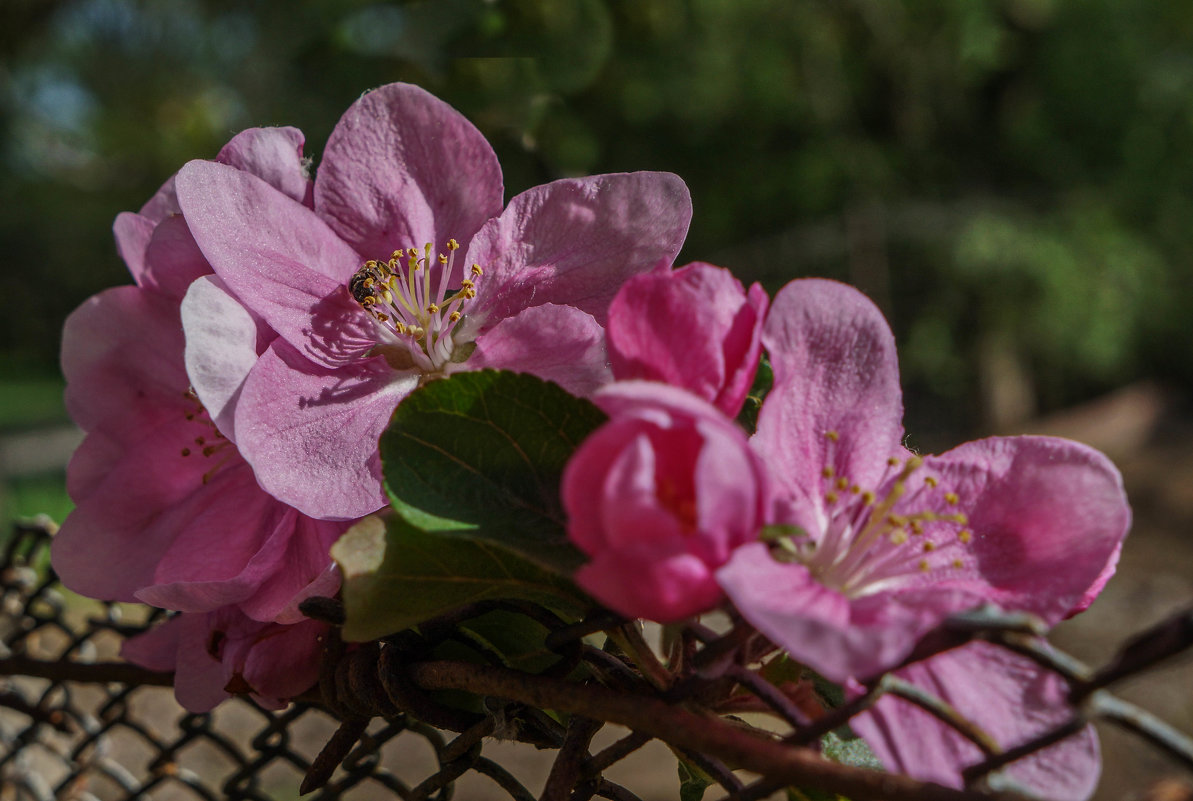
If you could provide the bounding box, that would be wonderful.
[348,239,483,372]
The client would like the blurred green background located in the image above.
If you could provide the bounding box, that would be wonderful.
[3,0,1193,522]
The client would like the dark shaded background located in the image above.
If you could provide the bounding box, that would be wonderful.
[2,2,1193,797]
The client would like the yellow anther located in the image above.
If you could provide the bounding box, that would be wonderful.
[392,249,404,259]
[835,477,849,490]
[822,466,835,478]
[925,476,939,488]
[861,491,876,505]
[383,290,394,304]
[449,311,461,322]
[365,259,379,269]
[945,492,959,505]
[887,457,900,467]
[181,447,191,457]
[911,520,924,535]
[460,279,475,290]
[448,239,459,250]
[471,264,483,276]
[394,322,407,334]
[195,436,206,446]
[887,514,908,527]
[952,558,964,569]
[825,491,839,504]
[825,430,840,442]
[923,541,936,552]
[850,484,861,494]
[952,513,969,525]
[890,531,908,545]
[918,559,931,572]
[958,529,972,544]
[426,303,439,314]
[375,312,389,322]
[438,254,448,264]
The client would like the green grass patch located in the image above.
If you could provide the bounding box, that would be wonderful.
[3,471,72,527]
[0,376,67,429]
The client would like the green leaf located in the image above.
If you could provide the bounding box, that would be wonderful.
[379,370,606,574]
[332,515,589,641]
[786,786,846,801]
[735,354,773,435]
[678,758,714,801]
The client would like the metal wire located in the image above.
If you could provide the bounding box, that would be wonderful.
[2,518,1192,801]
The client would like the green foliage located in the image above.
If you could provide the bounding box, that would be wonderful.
[677,757,715,801]
[379,369,605,574]
[331,514,587,642]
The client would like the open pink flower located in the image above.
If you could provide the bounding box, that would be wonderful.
[607,262,767,416]
[562,382,770,622]
[176,82,692,521]
[716,278,1128,799]
[122,607,326,712]
[717,278,1130,682]
[52,127,348,624]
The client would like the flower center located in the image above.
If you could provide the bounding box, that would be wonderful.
[773,432,973,598]
[348,239,484,373]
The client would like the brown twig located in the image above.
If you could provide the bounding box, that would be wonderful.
[0,656,174,687]
[407,659,1035,801]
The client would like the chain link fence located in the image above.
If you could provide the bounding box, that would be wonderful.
[2,517,1192,801]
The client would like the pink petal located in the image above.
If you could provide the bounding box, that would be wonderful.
[465,172,692,326]
[717,542,982,682]
[216,126,313,208]
[464,303,610,397]
[239,515,348,623]
[175,159,365,363]
[917,436,1130,625]
[61,286,188,435]
[852,641,1099,801]
[138,173,180,222]
[577,548,723,623]
[315,82,504,259]
[113,212,155,287]
[607,262,767,416]
[754,279,904,505]
[234,340,412,519]
[140,214,212,300]
[181,276,265,441]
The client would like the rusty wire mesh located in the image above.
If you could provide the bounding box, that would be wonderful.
[2,517,1193,801]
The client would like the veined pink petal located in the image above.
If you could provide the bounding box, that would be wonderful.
[239,515,349,622]
[176,159,365,364]
[608,262,767,416]
[216,126,313,208]
[181,276,265,441]
[113,212,154,287]
[852,642,1100,801]
[61,286,187,434]
[754,278,904,501]
[464,303,609,397]
[717,543,983,681]
[315,82,504,259]
[465,172,692,327]
[916,436,1131,625]
[138,173,180,223]
[140,214,212,300]
[234,340,413,519]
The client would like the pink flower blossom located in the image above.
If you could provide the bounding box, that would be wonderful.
[715,278,1129,799]
[52,127,348,625]
[562,382,770,622]
[607,262,767,416]
[717,278,1130,682]
[122,607,326,712]
[175,82,693,521]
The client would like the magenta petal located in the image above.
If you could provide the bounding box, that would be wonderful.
[239,515,348,623]
[138,173,181,222]
[315,83,504,258]
[465,303,610,396]
[113,212,155,287]
[852,642,1099,801]
[920,436,1131,625]
[120,614,183,673]
[754,279,905,502]
[61,286,188,435]
[181,276,264,441]
[576,548,723,623]
[717,543,982,682]
[216,126,313,207]
[608,262,766,416]
[234,340,412,519]
[176,159,362,361]
[140,214,213,300]
[466,172,692,326]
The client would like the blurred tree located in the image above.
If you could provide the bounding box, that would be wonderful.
[3,0,1193,434]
